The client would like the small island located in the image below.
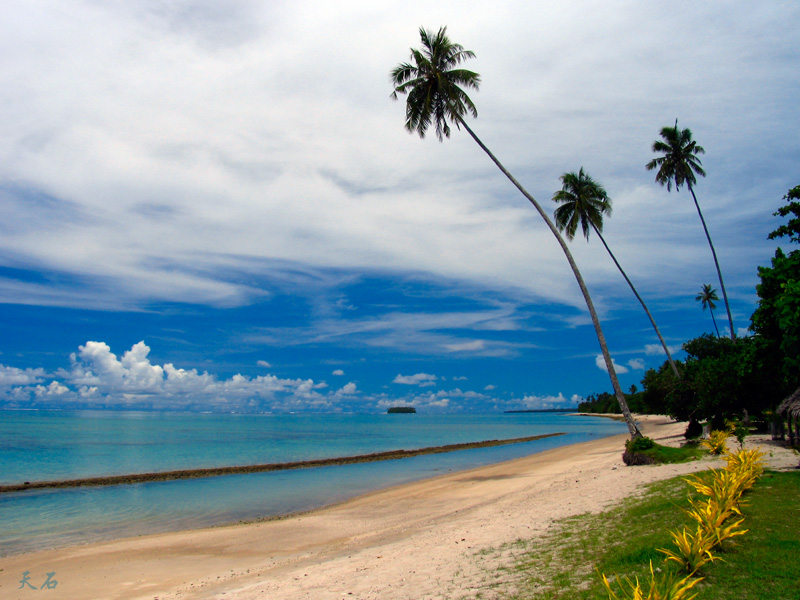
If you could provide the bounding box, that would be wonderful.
[387,406,416,414]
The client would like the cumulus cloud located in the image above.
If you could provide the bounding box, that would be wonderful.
[1,340,349,411]
[337,382,357,395]
[595,354,629,374]
[517,393,581,411]
[627,358,646,370]
[0,365,46,387]
[393,373,438,386]
[257,360,272,368]
[332,369,344,376]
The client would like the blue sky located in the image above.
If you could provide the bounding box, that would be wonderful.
[0,1,798,413]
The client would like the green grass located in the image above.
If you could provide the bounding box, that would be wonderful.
[478,469,800,600]
[638,441,706,464]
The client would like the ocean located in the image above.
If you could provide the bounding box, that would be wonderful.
[0,410,627,556]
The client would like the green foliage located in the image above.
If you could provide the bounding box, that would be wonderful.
[627,436,656,452]
[699,431,729,455]
[601,562,702,600]
[767,184,800,244]
[751,247,800,387]
[623,442,704,466]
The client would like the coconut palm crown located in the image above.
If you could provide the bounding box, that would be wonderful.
[645,121,706,192]
[552,168,612,241]
[390,26,480,141]
[696,283,721,338]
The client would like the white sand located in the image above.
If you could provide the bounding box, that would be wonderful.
[1,415,795,600]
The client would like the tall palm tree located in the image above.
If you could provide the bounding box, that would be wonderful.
[552,168,681,379]
[391,27,641,438]
[646,121,735,340]
[695,283,721,338]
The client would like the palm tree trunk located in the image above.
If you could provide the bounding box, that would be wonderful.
[688,183,735,340]
[709,308,721,338]
[458,117,641,438]
[591,224,681,380]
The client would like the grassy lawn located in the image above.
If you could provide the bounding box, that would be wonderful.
[480,468,800,600]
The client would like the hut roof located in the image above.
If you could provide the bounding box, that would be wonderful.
[777,387,800,418]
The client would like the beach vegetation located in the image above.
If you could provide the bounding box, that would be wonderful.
[390,26,641,439]
[646,121,734,340]
[552,168,680,379]
[490,451,792,600]
[698,431,728,455]
[622,439,704,466]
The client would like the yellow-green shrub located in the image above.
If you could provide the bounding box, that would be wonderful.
[658,526,719,574]
[601,561,702,600]
[700,430,729,455]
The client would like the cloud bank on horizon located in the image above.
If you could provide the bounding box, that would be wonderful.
[0,2,798,411]
[0,339,574,412]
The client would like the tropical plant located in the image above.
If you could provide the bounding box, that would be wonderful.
[695,284,721,338]
[601,561,702,600]
[390,26,641,437]
[658,526,718,575]
[552,168,681,379]
[646,121,734,340]
[700,430,729,455]
[684,498,747,548]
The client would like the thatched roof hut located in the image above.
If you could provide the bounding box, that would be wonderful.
[777,387,800,418]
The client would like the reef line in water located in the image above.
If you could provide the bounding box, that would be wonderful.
[1,432,566,493]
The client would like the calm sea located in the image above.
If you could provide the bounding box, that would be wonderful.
[0,410,627,556]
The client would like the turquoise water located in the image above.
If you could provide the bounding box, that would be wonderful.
[0,410,627,556]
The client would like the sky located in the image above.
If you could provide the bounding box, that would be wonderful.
[0,1,798,413]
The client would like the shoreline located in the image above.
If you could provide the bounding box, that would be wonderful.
[1,415,794,600]
[0,432,565,493]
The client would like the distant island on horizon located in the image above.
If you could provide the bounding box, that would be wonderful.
[387,406,416,414]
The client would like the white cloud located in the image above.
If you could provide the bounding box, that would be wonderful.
[518,393,581,411]
[644,344,682,356]
[393,373,438,386]
[332,369,344,376]
[0,365,46,387]
[257,360,272,368]
[627,358,645,370]
[337,382,357,395]
[484,384,496,391]
[595,354,629,374]
[0,2,792,316]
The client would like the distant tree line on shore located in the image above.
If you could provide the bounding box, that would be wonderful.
[579,186,800,430]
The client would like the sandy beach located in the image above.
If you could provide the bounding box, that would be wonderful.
[2,415,795,600]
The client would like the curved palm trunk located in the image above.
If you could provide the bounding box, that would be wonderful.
[709,307,721,339]
[591,224,681,380]
[458,117,641,438]
[688,183,735,340]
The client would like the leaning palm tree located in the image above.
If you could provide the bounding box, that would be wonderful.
[391,27,641,437]
[552,168,681,379]
[646,121,735,340]
[696,283,721,338]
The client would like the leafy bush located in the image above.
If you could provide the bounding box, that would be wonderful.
[658,526,719,575]
[627,436,656,452]
[601,561,702,600]
[700,430,729,455]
